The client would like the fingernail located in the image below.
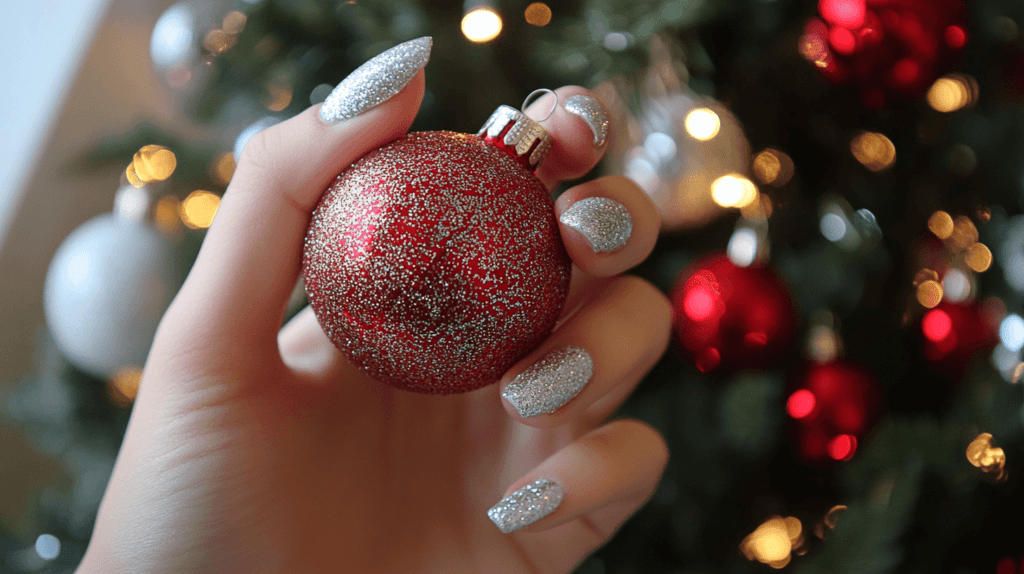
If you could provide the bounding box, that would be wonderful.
[487,478,565,534]
[319,36,432,123]
[559,197,632,253]
[502,347,593,418]
[563,95,609,146]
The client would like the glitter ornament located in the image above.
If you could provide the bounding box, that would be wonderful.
[787,359,880,463]
[670,253,796,373]
[303,104,571,394]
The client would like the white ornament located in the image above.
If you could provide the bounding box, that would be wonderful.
[43,211,182,379]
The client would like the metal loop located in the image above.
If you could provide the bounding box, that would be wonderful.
[521,89,558,122]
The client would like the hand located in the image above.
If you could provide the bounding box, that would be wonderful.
[79,49,670,573]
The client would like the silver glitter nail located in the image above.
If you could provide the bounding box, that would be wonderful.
[563,95,609,146]
[502,347,593,418]
[559,197,632,253]
[487,478,565,534]
[319,37,432,123]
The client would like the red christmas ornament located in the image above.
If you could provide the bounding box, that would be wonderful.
[670,253,796,372]
[801,0,968,107]
[920,301,999,376]
[302,106,571,394]
[787,359,880,462]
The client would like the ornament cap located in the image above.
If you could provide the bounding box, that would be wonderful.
[477,105,552,173]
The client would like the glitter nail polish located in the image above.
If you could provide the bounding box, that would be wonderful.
[559,197,632,253]
[319,37,432,123]
[563,95,610,146]
[502,347,593,418]
[487,478,565,534]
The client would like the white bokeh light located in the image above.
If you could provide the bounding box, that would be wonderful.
[727,227,758,267]
[1000,314,1024,352]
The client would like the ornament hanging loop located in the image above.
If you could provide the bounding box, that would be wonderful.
[521,89,558,122]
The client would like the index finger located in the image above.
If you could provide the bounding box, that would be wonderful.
[523,86,610,190]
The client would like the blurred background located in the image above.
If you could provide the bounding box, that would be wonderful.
[3,0,1024,571]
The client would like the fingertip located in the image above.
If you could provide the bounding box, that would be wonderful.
[525,86,609,189]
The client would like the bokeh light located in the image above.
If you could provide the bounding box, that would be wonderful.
[814,505,847,539]
[922,309,952,342]
[266,82,293,112]
[966,432,1006,480]
[180,190,221,229]
[684,108,721,141]
[941,269,970,303]
[827,434,857,460]
[222,11,247,34]
[35,534,60,561]
[787,390,817,419]
[928,211,954,239]
[462,8,503,43]
[711,174,758,208]
[999,314,1024,352]
[154,195,182,234]
[965,243,992,272]
[818,0,865,28]
[850,132,895,172]
[211,152,236,186]
[752,149,794,186]
[949,216,978,249]
[127,145,177,188]
[916,280,943,308]
[524,2,552,26]
[740,516,804,569]
[927,75,973,113]
[109,367,143,406]
[727,227,759,267]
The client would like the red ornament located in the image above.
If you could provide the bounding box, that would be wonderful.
[302,107,571,394]
[801,0,968,106]
[788,359,880,462]
[920,301,999,376]
[670,253,796,372]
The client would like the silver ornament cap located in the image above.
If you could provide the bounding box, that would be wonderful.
[477,104,553,172]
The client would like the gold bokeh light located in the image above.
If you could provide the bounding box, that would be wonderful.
[711,174,758,209]
[223,11,247,34]
[916,280,943,308]
[927,77,969,112]
[965,243,992,272]
[967,433,1007,480]
[524,2,552,26]
[180,190,221,229]
[684,108,721,141]
[266,82,293,112]
[949,215,978,249]
[753,149,794,186]
[127,145,177,188]
[462,8,503,43]
[850,132,896,172]
[109,367,142,406]
[928,211,954,239]
[154,195,182,234]
[740,516,804,569]
[211,152,236,186]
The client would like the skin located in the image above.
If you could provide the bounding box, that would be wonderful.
[77,77,672,574]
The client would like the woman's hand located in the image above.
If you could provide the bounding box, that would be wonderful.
[78,38,671,574]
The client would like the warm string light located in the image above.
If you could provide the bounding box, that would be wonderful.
[752,149,794,187]
[109,367,143,406]
[849,131,895,172]
[918,211,991,308]
[711,174,758,209]
[740,516,805,569]
[684,108,721,141]
[462,8,503,43]
[926,74,978,113]
[523,2,551,26]
[180,190,221,229]
[813,505,847,539]
[966,433,1007,481]
[126,145,177,188]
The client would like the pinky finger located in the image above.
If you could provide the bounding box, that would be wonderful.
[487,420,667,541]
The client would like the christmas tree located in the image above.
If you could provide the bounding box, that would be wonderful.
[5,0,1024,571]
